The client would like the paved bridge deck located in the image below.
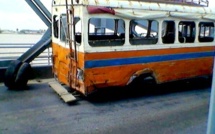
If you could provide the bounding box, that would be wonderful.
[0,77,211,134]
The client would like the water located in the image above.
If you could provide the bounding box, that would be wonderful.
[0,33,43,58]
[0,33,43,43]
[0,33,51,66]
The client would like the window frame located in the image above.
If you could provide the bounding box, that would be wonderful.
[59,14,82,44]
[129,19,159,45]
[178,21,196,43]
[198,22,214,43]
[162,20,175,44]
[53,15,59,38]
[88,17,126,47]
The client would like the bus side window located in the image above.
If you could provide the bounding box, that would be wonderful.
[60,15,82,43]
[129,20,158,45]
[74,18,82,43]
[60,15,68,42]
[199,22,214,42]
[88,18,125,46]
[178,21,195,43]
[162,21,175,44]
[53,15,59,38]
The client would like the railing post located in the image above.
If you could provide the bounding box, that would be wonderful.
[48,47,50,65]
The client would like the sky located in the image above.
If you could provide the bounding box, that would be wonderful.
[0,0,52,30]
[0,0,214,31]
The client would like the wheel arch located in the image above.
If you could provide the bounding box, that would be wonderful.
[126,68,158,85]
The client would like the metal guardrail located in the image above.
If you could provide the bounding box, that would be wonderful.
[0,43,52,67]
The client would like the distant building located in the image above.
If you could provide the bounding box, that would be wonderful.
[1,30,15,34]
[18,29,45,34]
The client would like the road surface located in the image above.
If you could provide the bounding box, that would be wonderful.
[0,77,212,134]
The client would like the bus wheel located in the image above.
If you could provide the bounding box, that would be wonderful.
[4,60,22,89]
[14,62,32,89]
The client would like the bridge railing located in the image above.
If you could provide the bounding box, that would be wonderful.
[0,43,52,67]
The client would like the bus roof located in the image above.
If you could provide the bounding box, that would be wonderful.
[53,0,215,19]
[54,0,208,6]
[113,0,209,7]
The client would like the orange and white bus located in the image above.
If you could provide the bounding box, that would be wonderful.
[51,0,214,96]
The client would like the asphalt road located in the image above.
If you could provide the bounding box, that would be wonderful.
[0,77,212,134]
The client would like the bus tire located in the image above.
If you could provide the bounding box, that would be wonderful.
[4,60,22,89]
[14,62,32,89]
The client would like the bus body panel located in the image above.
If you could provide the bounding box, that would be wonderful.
[52,41,214,95]
[84,46,214,94]
[52,0,214,96]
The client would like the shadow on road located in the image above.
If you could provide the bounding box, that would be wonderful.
[85,76,212,103]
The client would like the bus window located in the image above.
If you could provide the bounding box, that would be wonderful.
[60,15,66,42]
[88,18,125,46]
[199,22,214,42]
[53,15,59,38]
[129,20,158,45]
[60,15,82,43]
[162,21,175,44]
[178,21,195,43]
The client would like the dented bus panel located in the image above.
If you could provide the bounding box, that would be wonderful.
[51,0,214,96]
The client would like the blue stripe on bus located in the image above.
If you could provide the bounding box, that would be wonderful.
[85,51,215,68]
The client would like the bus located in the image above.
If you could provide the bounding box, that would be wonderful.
[51,0,214,96]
